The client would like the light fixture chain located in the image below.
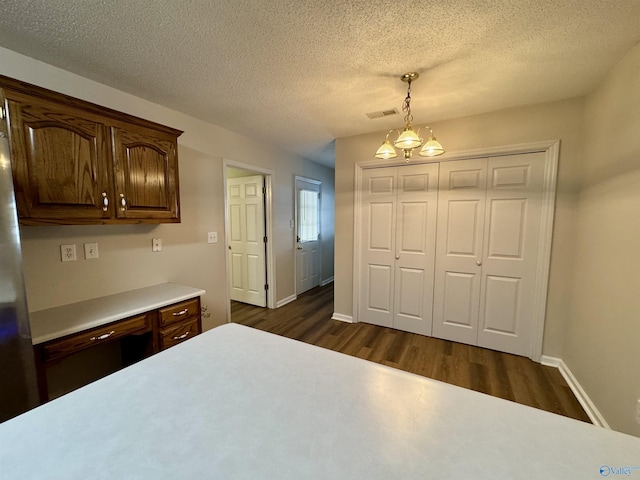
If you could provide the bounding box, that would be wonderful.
[403,79,413,123]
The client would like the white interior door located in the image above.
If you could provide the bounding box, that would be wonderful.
[432,159,487,344]
[359,163,438,335]
[432,153,545,356]
[295,178,321,295]
[228,175,267,307]
[477,153,545,355]
[359,168,396,328]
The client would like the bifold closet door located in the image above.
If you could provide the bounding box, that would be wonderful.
[359,163,438,335]
[432,153,545,356]
[432,159,487,345]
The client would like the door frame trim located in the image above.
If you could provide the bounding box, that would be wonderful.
[352,140,560,361]
[294,175,322,295]
[223,159,276,320]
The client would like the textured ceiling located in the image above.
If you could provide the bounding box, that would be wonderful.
[1,0,639,167]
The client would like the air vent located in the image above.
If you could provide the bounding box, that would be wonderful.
[366,108,399,120]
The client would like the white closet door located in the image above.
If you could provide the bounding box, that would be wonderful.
[432,159,488,345]
[360,168,397,328]
[359,164,438,334]
[477,152,545,355]
[393,164,439,335]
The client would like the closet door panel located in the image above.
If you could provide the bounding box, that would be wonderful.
[442,271,477,328]
[359,163,438,334]
[359,169,397,328]
[432,159,487,345]
[393,164,439,335]
[478,152,545,356]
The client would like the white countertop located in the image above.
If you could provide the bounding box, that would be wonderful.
[29,282,206,344]
[1,323,639,479]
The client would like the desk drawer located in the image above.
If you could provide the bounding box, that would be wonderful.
[41,314,150,362]
[159,298,199,326]
[159,318,200,350]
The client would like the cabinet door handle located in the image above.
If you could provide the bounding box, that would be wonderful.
[172,308,189,317]
[102,192,109,211]
[120,194,126,211]
[90,330,115,341]
[173,331,190,340]
[476,260,482,266]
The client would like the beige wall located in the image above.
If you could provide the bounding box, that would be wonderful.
[0,47,334,330]
[335,98,584,358]
[565,42,640,436]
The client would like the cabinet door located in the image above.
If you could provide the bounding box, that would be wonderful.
[5,95,112,222]
[112,126,180,221]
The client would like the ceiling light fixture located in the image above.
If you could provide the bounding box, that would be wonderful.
[374,72,445,161]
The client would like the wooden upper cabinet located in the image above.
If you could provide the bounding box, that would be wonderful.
[0,75,182,225]
[5,95,113,222]
[112,126,179,221]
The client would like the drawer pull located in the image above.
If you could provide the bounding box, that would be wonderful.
[172,308,189,317]
[173,331,190,341]
[102,192,109,211]
[90,330,115,341]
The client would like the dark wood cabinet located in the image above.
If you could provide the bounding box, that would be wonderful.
[112,125,179,221]
[5,94,113,222]
[0,74,182,225]
[34,296,202,402]
[157,297,202,350]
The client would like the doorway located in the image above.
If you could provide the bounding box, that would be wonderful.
[295,176,322,295]
[224,160,276,322]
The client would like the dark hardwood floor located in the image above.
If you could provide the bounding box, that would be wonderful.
[231,283,591,423]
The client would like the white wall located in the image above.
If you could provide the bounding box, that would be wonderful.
[335,98,584,358]
[565,42,640,436]
[0,47,335,330]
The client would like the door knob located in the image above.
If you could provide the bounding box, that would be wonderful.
[476,260,482,266]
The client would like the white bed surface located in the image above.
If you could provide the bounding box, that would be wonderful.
[1,323,638,479]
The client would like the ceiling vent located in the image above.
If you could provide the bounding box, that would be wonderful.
[366,108,399,120]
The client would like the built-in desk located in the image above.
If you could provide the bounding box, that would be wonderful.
[30,283,206,402]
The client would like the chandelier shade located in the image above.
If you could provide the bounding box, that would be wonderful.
[394,126,422,150]
[374,138,397,159]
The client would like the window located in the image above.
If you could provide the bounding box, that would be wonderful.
[298,189,319,242]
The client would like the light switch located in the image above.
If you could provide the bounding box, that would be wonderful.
[207,232,217,243]
[84,242,99,259]
[60,244,77,262]
[152,238,162,252]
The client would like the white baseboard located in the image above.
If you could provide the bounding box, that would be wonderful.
[541,355,611,429]
[276,294,297,308]
[320,276,335,287]
[331,313,354,323]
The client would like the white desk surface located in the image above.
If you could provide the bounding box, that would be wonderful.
[29,282,206,344]
[1,324,638,479]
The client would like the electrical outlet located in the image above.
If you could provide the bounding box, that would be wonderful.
[60,244,77,262]
[636,399,640,426]
[152,238,162,252]
[84,242,99,259]
[207,232,217,243]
